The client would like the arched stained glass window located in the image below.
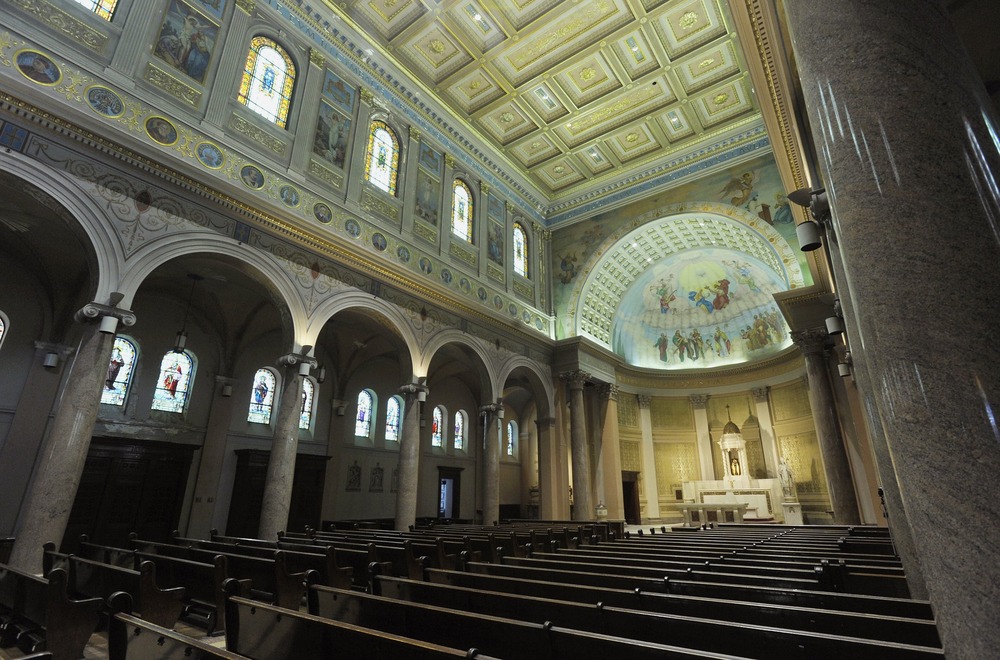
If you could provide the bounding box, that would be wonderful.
[101,336,138,406]
[506,420,517,457]
[238,37,296,128]
[72,0,117,20]
[452,180,473,242]
[247,368,277,424]
[364,121,400,195]
[299,378,315,430]
[151,350,194,413]
[513,222,528,278]
[453,411,467,451]
[431,405,444,448]
[0,313,7,351]
[355,389,374,437]
[385,396,402,442]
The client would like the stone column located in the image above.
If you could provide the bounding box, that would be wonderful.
[186,376,238,538]
[690,394,715,480]
[792,329,860,524]
[258,354,312,539]
[561,371,592,520]
[751,387,780,478]
[785,5,1000,652]
[0,342,73,535]
[480,403,502,526]
[9,303,136,574]
[535,417,559,519]
[637,395,660,521]
[597,384,625,520]
[394,384,425,531]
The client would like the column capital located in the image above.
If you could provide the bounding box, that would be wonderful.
[599,383,619,401]
[751,386,769,403]
[408,126,421,142]
[235,0,254,14]
[359,88,375,105]
[277,352,318,370]
[637,394,652,408]
[444,153,457,169]
[309,48,325,68]
[33,341,75,359]
[791,328,829,357]
[534,417,556,429]
[689,393,708,409]
[480,181,490,195]
[559,370,591,389]
[398,382,429,400]
[75,302,136,327]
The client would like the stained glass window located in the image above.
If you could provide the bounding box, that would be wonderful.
[513,222,528,278]
[364,121,400,195]
[237,37,296,129]
[101,337,137,406]
[452,180,473,242]
[72,0,117,20]
[431,406,444,447]
[245,368,275,424]
[151,350,194,413]
[0,314,6,350]
[299,378,314,430]
[506,420,517,456]
[385,396,401,442]
[355,389,374,437]
[453,411,466,451]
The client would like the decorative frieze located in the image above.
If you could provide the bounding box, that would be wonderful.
[144,64,200,106]
[450,241,477,267]
[229,114,286,154]
[10,0,108,53]
[308,160,343,188]
[486,262,504,283]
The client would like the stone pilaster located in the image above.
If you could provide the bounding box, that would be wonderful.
[689,394,715,480]
[596,384,624,520]
[636,395,660,521]
[186,376,239,538]
[534,417,559,519]
[561,371,592,520]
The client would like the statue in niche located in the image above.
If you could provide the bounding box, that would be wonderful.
[729,451,742,476]
[778,457,795,498]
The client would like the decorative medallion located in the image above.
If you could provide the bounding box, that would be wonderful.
[441,269,453,285]
[522,311,531,323]
[535,317,544,330]
[239,165,265,190]
[372,233,387,251]
[314,202,333,224]
[15,50,61,86]
[508,303,517,317]
[493,295,503,310]
[279,185,300,207]
[419,257,433,274]
[397,246,411,262]
[459,278,472,295]
[85,86,125,118]
[195,141,225,169]
[345,219,361,238]
[145,116,178,145]
[478,287,488,301]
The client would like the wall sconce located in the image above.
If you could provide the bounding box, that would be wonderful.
[336,405,346,416]
[42,352,59,368]
[788,187,829,252]
[316,365,327,384]
[221,383,233,397]
[838,351,853,377]
[99,315,119,335]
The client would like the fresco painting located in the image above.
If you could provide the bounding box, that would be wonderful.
[153,0,219,85]
[611,250,791,370]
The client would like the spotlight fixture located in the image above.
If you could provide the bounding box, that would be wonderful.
[838,351,853,377]
[221,384,233,397]
[788,187,829,252]
[43,352,59,368]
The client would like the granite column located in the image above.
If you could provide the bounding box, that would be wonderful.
[393,385,425,531]
[562,371,592,520]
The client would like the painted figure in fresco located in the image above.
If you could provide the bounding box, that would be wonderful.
[654,333,670,363]
[713,326,731,357]
[688,329,705,360]
[710,278,731,311]
[253,377,268,411]
[672,330,688,362]
[771,193,793,225]
[106,347,125,389]
[689,287,714,314]
[558,253,579,284]
[650,277,677,314]
[720,170,758,207]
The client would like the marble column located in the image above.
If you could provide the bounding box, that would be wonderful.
[535,417,559,519]
[561,371,593,520]
[258,357,309,539]
[792,329,860,524]
[785,5,1000,652]
[393,385,424,531]
[597,384,625,520]
[637,395,660,521]
[689,394,715,480]
[751,387,781,478]
[480,404,501,526]
[186,376,238,538]
[9,304,136,574]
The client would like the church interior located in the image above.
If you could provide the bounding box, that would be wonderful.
[0,0,998,657]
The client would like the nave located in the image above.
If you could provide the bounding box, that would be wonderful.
[1,521,941,659]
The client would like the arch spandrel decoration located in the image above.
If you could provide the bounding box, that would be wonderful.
[575,205,805,371]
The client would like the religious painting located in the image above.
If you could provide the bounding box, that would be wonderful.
[321,69,355,115]
[15,50,60,86]
[414,169,440,226]
[85,86,125,118]
[191,0,226,21]
[195,141,224,169]
[372,233,387,252]
[145,116,178,145]
[279,185,300,207]
[153,0,219,85]
[487,220,504,266]
[239,164,265,190]
[312,101,350,170]
[314,202,332,224]
[418,143,442,174]
[489,194,504,220]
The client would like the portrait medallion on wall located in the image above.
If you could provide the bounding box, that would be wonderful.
[397,246,411,263]
[85,86,125,118]
[239,164,265,190]
[279,185,300,208]
[145,116,178,146]
[345,219,361,238]
[15,50,61,86]
[372,233,388,252]
[314,202,333,224]
[195,141,225,169]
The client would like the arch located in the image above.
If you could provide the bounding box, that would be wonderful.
[364,120,400,195]
[496,356,555,421]
[248,367,278,424]
[420,329,498,399]
[512,222,529,278]
[451,179,474,243]
[238,36,297,128]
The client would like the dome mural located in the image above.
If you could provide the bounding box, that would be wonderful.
[611,248,791,369]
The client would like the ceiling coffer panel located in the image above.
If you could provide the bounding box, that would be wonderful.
[446,68,506,113]
[553,76,675,148]
[478,101,540,145]
[554,52,623,108]
[652,0,728,61]
[351,0,428,40]
[400,23,475,83]
[510,133,562,168]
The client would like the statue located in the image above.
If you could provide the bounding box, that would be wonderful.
[778,457,795,498]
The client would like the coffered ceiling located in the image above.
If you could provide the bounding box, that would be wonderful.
[329,0,761,210]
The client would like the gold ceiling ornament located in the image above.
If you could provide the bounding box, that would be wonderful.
[581,67,596,81]
[554,165,565,174]
[625,132,639,142]
[428,39,446,54]
[699,58,715,68]
[469,80,481,90]
[499,112,515,123]
[679,11,700,29]
[713,92,729,105]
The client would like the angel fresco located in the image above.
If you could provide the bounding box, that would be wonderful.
[558,253,580,284]
[720,170,759,208]
[154,1,218,85]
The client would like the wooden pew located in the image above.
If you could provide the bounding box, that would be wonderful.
[376,574,941,648]
[133,551,229,634]
[107,592,247,660]
[42,545,185,629]
[223,586,504,659]
[0,564,102,660]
